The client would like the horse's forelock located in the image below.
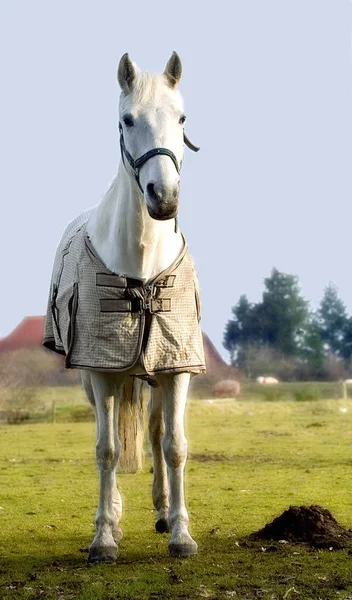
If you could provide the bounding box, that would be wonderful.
[121,72,181,109]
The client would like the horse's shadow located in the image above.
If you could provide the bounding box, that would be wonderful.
[1,530,241,575]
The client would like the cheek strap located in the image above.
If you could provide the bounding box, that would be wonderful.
[118,123,200,193]
[119,123,180,193]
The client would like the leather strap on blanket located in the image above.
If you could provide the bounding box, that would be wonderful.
[96,273,173,314]
[100,297,171,313]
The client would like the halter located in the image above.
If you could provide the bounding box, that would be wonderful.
[119,122,199,194]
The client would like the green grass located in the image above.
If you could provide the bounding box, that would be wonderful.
[240,381,349,402]
[1,382,350,424]
[2,395,352,598]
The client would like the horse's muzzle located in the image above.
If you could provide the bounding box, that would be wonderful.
[145,181,179,220]
[146,204,178,221]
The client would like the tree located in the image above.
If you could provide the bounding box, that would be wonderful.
[260,269,309,356]
[299,315,325,378]
[340,317,352,362]
[318,283,348,357]
[223,295,260,364]
[224,268,309,369]
[224,271,352,380]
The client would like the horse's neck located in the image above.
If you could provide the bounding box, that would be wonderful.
[86,164,184,282]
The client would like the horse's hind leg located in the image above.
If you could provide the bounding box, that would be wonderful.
[82,371,124,564]
[159,372,197,558]
[148,386,169,533]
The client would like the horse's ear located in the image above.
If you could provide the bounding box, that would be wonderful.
[118,53,137,93]
[164,51,182,89]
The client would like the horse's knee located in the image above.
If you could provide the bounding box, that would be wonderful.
[163,435,187,468]
[96,439,120,470]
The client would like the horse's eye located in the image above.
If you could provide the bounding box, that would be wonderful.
[123,115,134,128]
[179,115,186,125]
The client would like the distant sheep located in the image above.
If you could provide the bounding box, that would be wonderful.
[213,379,241,398]
[256,376,279,384]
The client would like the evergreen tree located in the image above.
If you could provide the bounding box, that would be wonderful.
[260,268,308,356]
[223,295,259,363]
[300,315,325,377]
[340,317,352,362]
[224,268,309,365]
[318,283,348,357]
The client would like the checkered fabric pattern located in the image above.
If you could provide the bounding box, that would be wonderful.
[43,211,206,377]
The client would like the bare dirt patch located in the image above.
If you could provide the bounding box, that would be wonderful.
[249,504,352,549]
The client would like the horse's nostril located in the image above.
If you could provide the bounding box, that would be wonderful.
[146,182,160,203]
[146,182,179,206]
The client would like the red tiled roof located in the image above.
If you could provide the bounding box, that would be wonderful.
[0,316,45,352]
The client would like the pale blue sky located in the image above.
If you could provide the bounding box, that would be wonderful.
[1,1,352,359]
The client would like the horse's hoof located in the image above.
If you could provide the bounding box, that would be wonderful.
[155,518,169,534]
[88,545,117,564]
[169,538,198,558]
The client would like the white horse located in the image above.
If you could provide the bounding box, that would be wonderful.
[85,53,202,563]
[45,52,204,563]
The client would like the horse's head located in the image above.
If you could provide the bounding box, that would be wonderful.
[117,52,185,221]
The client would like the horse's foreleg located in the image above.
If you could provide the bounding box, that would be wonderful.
[85,371,123,564]
[82,370,122,534]
[148,386,169,533]
[83,370,123,537]
[159,372,197,557]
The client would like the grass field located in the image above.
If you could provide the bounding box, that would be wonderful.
[2,392,352,599]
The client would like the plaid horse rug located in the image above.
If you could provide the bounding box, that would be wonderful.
[43,211,206,379]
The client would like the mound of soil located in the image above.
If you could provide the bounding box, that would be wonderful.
[250,505,352,549]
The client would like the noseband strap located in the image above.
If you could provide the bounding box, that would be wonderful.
[119,123,199,193]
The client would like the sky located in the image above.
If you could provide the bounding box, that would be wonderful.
[1,0,352,360]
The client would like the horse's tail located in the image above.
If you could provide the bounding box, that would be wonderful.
[118,377,144,473]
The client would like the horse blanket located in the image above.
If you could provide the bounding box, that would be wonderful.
[43,211,206,378]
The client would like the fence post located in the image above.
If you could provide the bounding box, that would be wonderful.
[52,399,56,424]
[341,380,347,401]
